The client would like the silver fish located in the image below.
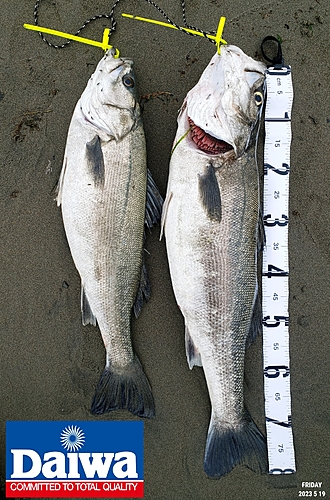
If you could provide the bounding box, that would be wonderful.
[57,49,162,418]
[162,45,268,477]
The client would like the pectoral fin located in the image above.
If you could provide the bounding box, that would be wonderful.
[198,163,221,222]
[86,135,105,186]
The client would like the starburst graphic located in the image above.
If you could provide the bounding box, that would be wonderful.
[60,425,85,452]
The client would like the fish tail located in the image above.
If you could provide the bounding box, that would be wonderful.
[90,356,155,418]
[204,412,268,478]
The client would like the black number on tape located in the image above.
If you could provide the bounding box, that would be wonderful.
[269,468,295,475]
[266,415,292,428]
[263,264,289,278]
[264,214,289,227]
[264,365,290,378]
[263,315,289,327]
[264,162,290,175]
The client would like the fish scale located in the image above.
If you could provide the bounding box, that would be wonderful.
[61,117,145,368]
[90,131,146,366]
[201,154,258,417]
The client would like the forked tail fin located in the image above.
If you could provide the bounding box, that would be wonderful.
[204,412,268,478]
[90,356,155,418]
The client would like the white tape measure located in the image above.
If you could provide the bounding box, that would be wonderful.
[262,58,296,474]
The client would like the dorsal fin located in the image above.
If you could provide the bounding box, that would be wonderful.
[133,263,151,318]
[145,169,163,231]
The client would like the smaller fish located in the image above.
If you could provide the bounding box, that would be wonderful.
[57,49,162,418]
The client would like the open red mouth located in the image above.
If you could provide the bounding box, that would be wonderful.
[188,117,233,155]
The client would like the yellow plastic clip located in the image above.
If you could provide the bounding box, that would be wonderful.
[23,24,120,56]
[214,17,226,54]
[121,14,227,53]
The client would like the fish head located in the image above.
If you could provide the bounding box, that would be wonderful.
[184,45,266,158]
[80,49,141,140]
[96,49,138,109]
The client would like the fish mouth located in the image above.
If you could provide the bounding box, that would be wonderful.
[188,117,234,155]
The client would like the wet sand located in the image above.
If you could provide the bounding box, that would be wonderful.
[0,0,329,499]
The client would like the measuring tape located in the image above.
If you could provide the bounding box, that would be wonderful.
[261,42,296,474]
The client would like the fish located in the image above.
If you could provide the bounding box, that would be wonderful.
[56,48,162,418]
[161,45,268,477]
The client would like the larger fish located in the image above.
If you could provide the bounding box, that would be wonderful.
[162,45,268,477]
[57,49,162,418]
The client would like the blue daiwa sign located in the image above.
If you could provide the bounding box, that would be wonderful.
[6,421,144,498]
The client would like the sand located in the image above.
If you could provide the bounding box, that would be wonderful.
[0,0,329,499]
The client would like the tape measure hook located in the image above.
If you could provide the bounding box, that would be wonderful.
[261,36,284,66]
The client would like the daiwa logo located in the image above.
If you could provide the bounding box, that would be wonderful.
[60,425,85,452]
[6,421,144,498]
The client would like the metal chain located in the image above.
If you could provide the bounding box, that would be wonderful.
[33,0,216,49]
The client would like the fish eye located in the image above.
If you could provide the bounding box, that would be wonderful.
[254,91,263,106]
[122,75,135,88]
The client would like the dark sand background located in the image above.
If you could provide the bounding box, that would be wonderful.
[1,0,329,499]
